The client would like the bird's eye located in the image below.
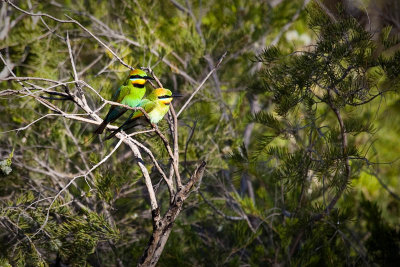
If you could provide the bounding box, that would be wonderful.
[158,95,171,99]
[129,75,142,79]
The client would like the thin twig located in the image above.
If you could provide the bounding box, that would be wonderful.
[177,52,227,117]
[199,190,244,221]
[32,138,124,237]
[5,0,133,70]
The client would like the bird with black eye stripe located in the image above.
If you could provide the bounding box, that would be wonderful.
[106,88,182,139]
[94,69,154,134]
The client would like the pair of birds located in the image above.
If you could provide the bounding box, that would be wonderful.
[94,69,180,139]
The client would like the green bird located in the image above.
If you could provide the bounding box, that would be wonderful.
[105,88,182,140]
[94,69,154,134]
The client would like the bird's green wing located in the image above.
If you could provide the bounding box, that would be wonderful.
[131,99,156,119]
[98,85,130,128]
[104,99,155,140]
[94,84,132,134]
[115,85,131,103]
[110,86,121,102]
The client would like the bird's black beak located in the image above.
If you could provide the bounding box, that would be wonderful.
[171,93,183,97]
[144,76,155,80]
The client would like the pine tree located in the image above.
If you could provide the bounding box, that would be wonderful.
[1,0,400,266]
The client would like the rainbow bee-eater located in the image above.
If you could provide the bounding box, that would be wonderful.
[105,88,182,139]
[94,69,154,134]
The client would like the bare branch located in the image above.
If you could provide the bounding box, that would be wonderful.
[128,137,174,199]
[124,138,159,213]
[79,11,197,84]
[4,0,133,70]
[176,52,227,117]
[198,190,244,221]
[139,161,207,266]
[169,106,182,188]
[33,138,124,237]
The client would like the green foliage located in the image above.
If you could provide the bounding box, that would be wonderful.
[53,211,119,265]
[360,197,400,265]
[1,0,400,266]
[222,2,400,265]
[249,111,282,133]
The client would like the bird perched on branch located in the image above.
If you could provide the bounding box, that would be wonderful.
[94,69,154,134]
[106,88,182,140]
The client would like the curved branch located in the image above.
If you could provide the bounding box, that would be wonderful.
[5,0,133,70]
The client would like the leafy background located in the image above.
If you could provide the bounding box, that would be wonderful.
[0,0,399,265]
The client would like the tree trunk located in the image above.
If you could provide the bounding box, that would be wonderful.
[138,161,206,266]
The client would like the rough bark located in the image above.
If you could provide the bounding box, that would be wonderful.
[138,161,207,267]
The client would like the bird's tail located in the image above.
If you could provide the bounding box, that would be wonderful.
[105,118,142,140]
[95,108,128,135]
[94,120,108,134]
[105,129,120,140]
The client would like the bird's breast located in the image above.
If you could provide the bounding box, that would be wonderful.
[149,105,170,124]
